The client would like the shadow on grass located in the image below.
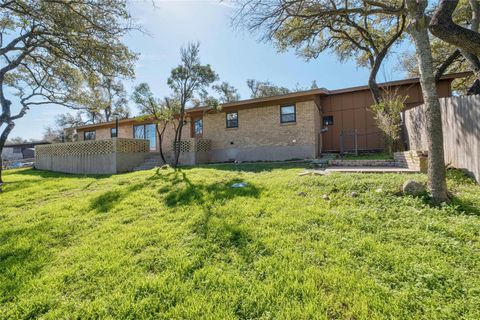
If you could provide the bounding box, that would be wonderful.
[2,168,113,194]
[153,170,261,207]
[89,182,151,213]
[195,161,309,173]
[187,205,271,269]
[11,168,113,179]
[90,191,124,213]
[448,196,480,216]
[411,169,480,215]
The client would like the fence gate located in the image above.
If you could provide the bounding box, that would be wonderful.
[340,129,358,156]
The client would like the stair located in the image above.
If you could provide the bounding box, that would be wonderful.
[311,153,338,168]
[133,153,165,171]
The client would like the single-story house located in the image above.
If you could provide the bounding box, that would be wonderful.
[2,141,50,161]
[71,73,465,164]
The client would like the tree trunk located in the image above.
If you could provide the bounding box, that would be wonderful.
[155,123,167,164]
[173,108,185,169]
[435,49,461,81]
[407,0,449,204]
[0,121,15,192]
[463,0,480,94]
[430,0,480,57]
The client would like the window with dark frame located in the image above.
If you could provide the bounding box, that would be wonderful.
[194,119,203,135]
[280,105,296,123]
[323,115,334,126]
[226,111,238,128]
[111,127,118,138]
[84,131,96,141]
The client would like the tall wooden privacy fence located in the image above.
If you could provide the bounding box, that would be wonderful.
[404,95,480,183]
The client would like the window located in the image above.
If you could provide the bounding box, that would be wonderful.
[280,105,296,123]
[194,119,203,135]
[323,115,334,126]
[111,127,118,138]
[84,131,96,141]
[133,124,157,150]
[226,112,238,128]
[13,147,22,153]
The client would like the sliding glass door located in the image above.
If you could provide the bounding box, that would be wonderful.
[134,124,157,151]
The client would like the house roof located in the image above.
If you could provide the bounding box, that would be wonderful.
[5,141,50,148]
[74,72,470,130]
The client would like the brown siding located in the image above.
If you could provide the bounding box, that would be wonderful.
[319,80,452,152]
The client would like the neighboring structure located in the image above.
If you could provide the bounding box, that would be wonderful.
[2,141,50,161]
[72,73,463,165]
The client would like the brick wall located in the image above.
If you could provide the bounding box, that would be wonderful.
[202,100,319,161]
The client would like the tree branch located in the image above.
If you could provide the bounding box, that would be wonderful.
[430,0,480,57]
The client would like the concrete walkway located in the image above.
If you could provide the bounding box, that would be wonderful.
[325,166,419,173]
[299,166,419,176]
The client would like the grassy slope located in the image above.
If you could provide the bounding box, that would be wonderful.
[1,164,479,319]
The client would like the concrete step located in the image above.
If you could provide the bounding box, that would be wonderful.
[132,156,166,171]
[144,158,164,164]
[133,165,158,171]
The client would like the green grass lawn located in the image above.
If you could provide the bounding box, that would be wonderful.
[1,164,480,319]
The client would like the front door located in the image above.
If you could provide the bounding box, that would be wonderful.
[134,124,157,151]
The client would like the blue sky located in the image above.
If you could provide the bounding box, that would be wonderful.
[11,0,408,140]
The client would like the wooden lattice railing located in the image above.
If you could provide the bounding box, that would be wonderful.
[172,139,212,153]
[35,138,149,158]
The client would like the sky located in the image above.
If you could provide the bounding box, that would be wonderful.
[10,0,408,140]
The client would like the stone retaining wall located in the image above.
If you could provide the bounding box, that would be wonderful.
[394,150,428,172]
[328,151,427,173]
[329,159,397,167]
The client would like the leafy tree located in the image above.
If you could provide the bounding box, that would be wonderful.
[167,42,218,168]
[5,136,27,144]
[246,79,290,98]
[399,0,479,94]
[430,0,480,57]
[83,75,131,122]
[131,83,180,163]
[398,40,475,94]
[429,0,480,94]
[369,93,406,155]
[235,0,450,203]
[0,0,137,190]
[235,0,406,103]
[43,112,88,143]
[212,81,240,103]
[42,127,66,143]
[57,112,92,128]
